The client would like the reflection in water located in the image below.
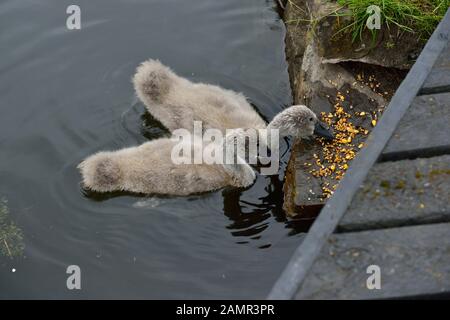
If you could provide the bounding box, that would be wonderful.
[221,140,317,240]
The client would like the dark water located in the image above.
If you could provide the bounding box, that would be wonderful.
[0,0,306,299]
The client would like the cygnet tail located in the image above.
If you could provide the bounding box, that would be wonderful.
[132,59,177,106]
[78,152,123,193]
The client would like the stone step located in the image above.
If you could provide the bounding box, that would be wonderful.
[421,41,450,94]
[296,222,450,299]
[382,93,450,160]
[339,155,450,232]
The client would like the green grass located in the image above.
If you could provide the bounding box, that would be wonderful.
[0,198,24,258]
[334,0,450,42]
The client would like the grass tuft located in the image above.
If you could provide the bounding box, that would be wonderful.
[334,0,450,42]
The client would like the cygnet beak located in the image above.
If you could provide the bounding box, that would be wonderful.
[314,121,334,140]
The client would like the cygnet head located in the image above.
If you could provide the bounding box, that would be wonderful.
[268,105,334,140]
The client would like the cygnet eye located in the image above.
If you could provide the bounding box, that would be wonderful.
[309,117,314,122]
